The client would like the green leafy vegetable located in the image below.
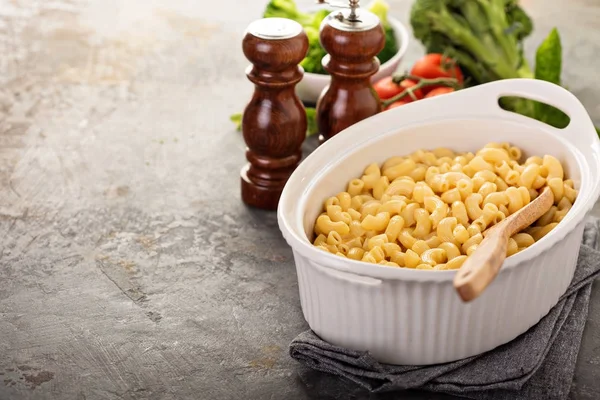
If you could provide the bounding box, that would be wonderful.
[263,1,329,74]
[500,28,569,129]
[369,0,390,25]
[301,26,327,75]
[535,28,562,85]
[379,27,399,65]
[262,0,398,75]
[305,107,318,137]
[230,113,242,131]
[264,0,319,27]
[410,0,534,85]
[533,28,569,128]
[505,1,533,41]
[368,0,399,65]
[408,1,589,131]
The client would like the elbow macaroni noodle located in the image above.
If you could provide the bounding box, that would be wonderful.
[312,143,578,270]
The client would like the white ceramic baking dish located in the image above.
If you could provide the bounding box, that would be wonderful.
[278,79,600,365]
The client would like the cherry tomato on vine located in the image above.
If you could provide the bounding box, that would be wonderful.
[424,87,455,98]
[385,98,411,110]
[410,54,463,93]
[373,77,401,100]
[397,79,423,102]
[374,77,423,102]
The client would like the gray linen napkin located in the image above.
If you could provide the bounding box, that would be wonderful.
[290,218,600,400]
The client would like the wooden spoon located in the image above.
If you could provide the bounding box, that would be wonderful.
[453,187,554,302]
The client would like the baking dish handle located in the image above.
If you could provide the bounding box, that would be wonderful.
[465,79,600,162]
[309,260,383,287]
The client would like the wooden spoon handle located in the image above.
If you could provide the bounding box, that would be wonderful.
[453,229,509,302]
[453,188,554,302]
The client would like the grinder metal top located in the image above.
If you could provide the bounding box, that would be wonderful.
[245,17,304,40]
[318,0,380,32]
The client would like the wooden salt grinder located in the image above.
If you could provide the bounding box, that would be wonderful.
[316,0,386,144]
[240,18,309,210]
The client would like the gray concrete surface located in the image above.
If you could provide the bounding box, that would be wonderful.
[0,0,599,399]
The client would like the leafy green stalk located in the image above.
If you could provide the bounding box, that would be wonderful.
[410,0,534,84]
[369,0,391,27]
[475,0,519,69]
[230,113,242,131]
[263,0,315,26]
[263,1,329,74]
[300,26,326,75]
[369,0,399,64]
[532,28,569,128]
[505,1,533,40]
[535,28,562,85]
[443,47,487,83]
[420,8,520,79]
[305,107,318,137]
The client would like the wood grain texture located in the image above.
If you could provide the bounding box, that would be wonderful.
[241,26,309,210]
[316,22,385,143]
[454,188,555,302]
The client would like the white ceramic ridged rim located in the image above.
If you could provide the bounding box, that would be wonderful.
[279,79,600,283]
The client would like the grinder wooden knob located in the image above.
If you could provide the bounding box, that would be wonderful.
[316,3,385,143]
[240,18,309,210]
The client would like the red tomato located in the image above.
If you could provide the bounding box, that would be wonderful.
[373,77,423,101]
[385,99,411,110]
[373,76,402,100]
[398,79,423,102]
[410,54,463,93]
[424,87,455,98]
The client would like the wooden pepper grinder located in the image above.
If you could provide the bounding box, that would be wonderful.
[316,0,385,143]
[240,18,309,210]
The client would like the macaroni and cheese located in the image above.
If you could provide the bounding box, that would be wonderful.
[311,142,577,270]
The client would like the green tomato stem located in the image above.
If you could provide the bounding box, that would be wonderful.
[382,76,460,108]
